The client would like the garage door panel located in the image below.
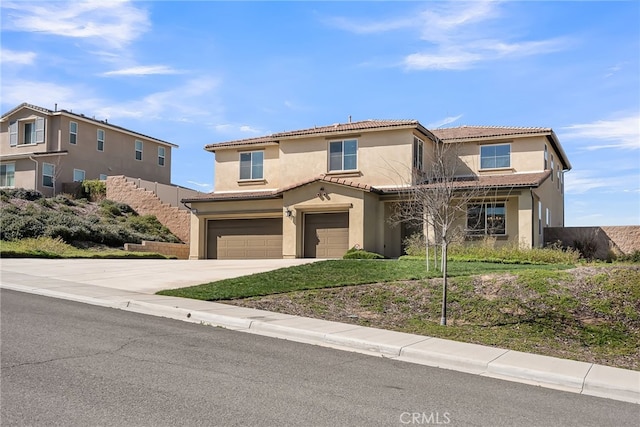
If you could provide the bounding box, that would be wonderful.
[207,218,283,259]
[304,213,349,258]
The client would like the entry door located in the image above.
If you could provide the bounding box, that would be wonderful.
[303,212,349,258]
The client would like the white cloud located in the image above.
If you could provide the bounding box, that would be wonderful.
[186,181,213,190]
[1,79,102,113]
[1,48,36,65]
[564,170,640,195]
[101,65,183,77]
[2,0,150,49]
[427,114,463,128]
[326,1,569,71]
[239,125,261,134]
[560,114,640,150]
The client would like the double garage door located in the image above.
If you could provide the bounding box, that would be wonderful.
[206,212,349,259]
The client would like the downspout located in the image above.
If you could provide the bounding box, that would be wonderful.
[28,156,39,192]
[530,188,535,248]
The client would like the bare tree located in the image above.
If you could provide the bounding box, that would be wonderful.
[391,140,487,325]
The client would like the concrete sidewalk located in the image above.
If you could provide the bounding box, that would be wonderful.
[1,258,638,405]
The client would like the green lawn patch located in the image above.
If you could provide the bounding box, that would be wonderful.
[157,259,572,301]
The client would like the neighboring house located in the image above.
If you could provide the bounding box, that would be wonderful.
[0,103,177,195]
[183,120,571,260]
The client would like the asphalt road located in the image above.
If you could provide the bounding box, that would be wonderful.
[2,289,638,427]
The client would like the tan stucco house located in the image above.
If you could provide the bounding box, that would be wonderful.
[0,103,177,196]
[184,120,571,260]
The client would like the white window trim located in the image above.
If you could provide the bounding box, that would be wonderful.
[479,143,511,170]
[73,169,86,182]
[135,140,143,161]
[42,162,55,188]
[413,136,424,171]
[0,162,16,188]
[97,129,105,152]
[239,150,264,181]
[328,139,358,172]
[158,146,166,167]
[70,121,78,145]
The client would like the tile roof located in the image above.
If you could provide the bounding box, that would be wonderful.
[432,126,552,141]
[183,172,550,203]
[1,102,176,147]
[205,119,433,151]
[183,174,383,202]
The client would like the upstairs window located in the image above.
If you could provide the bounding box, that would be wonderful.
[158,147,166,166]
[544,144,548,169]
[467,202,506,236]
[480,144,510,169]
[97,129,105,152]
[413,136,424,170]
[99,174,108,180]
[9,117,45,146]
[135,140,143,161]
[550,154,554,181]
[42,163,55,187]
[0,163,15,187]
[73,169,85,182]
[239,151,264,180]
[329,139,357,171]
[70,122,77,144]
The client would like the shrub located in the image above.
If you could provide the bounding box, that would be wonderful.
[618,250,640,263]
[0,214,45,240]
[1,188,43,201]
[343,247,385,259]
[53,194,77,206]
[402,233,427,257]
[81,179,107,201]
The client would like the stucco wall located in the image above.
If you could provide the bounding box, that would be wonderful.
[544,226,640,259]
[106,175,190,243]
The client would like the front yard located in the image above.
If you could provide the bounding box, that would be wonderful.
[158,259,640,370]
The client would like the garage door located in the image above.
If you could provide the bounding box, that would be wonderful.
[304,212,349,258]
[207,219,283,259]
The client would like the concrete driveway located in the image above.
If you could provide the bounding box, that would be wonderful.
[0,258,319,294]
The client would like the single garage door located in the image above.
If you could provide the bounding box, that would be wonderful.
[207,218,283,259]
[304,212,349,258]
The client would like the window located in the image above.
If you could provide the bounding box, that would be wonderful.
[0,163,15,187]
[42,163,55,187]
[239,151,264,180]
[9,117,45,146]
[538,201,542,235]
[556,166,561,190]
[329,139,357,171]
[480,144,510,169]
[550,154,554,181]
[546,208,550,227]
[97,129,105,152]
[413,136,424,170]
[467,202,506,236]
[158,147,166,166]
[135,140,143,161]
[73,169,85,182]
[99,174,108,180]
[544,144,548,169]
[70,122,77,144]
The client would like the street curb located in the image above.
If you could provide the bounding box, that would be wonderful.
[2,283,638,404]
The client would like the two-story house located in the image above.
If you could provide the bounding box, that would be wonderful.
[0,103,177,195]
[183,120,571,260]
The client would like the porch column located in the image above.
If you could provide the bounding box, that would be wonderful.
[517,191,533,248]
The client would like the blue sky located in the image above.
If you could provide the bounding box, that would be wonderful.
[1,1,638,226]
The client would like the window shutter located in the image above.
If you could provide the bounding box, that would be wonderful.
[35,117,45,143]
[9,121,17,146]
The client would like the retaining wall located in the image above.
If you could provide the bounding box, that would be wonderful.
[544,226,640,259]
[106,175,191,244]
[124,241,190,259]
